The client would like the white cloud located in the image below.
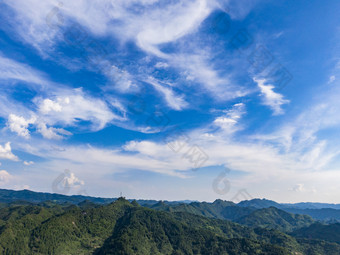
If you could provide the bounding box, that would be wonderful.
[9,86,340,201]
[213,103,246,134]
[273,31,284,39]
[20,141,191,178]
[289,183,317,194]
[35,89,119,131]
[1,0,250,105]
[0,64,154,137]
[214,118,237,124]
[254,78,289,115]
[134,0,214,56]
[328,75,336,84]
[155,62,169,69]
[0,53,123,139]
[49,97,335,188]
[250,80,340,179]
[23,161,34,166]
[52,169,85,195]
[0,142,19,161]
[13,184,30,190]
[39,98,64,114]
[0,54,48,86]
[123,140,168,157]
[4,0,259,59]
[147,77,188,110]
[2,0,63,56]
[7,114,36,138]
[220,0,260,20]
[6,88,120,140]
[291,184,305,192]
[64,171,85,187]
[172,53,250,101]
[103,64,137,92]
[37,123,71,140]
[0,170,12,184]
[2,101,288,181]
[31,103,266,179]
[2,0,216,56]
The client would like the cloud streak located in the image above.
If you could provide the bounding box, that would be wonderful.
[254,78,289,115]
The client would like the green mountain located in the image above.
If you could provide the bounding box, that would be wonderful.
[150,201,314,232]
[292,222,340,244]
[94,207,288,255]
[0,199,286,254]
[3,189,340,223]
[2,189,340,254]
[0,204,64,254]
[238,199,283,209]
[235,207,315,232]
[0,198,339,254]
[285,208,340,222]
[149,199,256,221]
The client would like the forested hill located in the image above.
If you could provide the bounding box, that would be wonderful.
[148,198,340,223]
[0,198,339,254]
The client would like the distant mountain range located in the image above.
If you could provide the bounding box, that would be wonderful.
[1,189,340,254]
[0,188,194,206]
[2,188,340,209]
[2,189,340,222]
[239,198,340,210]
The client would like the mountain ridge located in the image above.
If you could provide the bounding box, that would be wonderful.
[2,188,340,209]
[2,188,340,223]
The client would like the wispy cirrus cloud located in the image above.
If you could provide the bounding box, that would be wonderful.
[147,77,188,111]
[0,54,48,87]
[1,0,251,104]
[254,78,289,115]
[2,0,215,55]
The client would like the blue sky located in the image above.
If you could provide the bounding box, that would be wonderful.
[0,0,340,203]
